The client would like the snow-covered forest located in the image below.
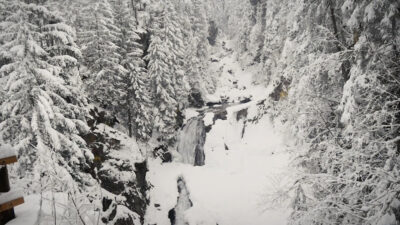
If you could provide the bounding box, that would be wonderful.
[0,0,399,225]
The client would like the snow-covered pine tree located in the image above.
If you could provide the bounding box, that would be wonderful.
[80,0,121,110]
[249,1,400,224]
[0,0,93,190]
[145,1,179,144]
[164,0,189,108]
[113,0,153,141]
[186,0,210,92]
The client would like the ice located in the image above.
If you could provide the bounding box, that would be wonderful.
[176,118,206,166]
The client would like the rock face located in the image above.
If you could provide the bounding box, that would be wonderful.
[83,107,149,225]
[177,118,206,166]
[168,177,193,225]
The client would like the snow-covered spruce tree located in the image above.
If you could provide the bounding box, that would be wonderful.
[185,0,209,91]
[264,1,400,224]
[164,0,190,108]
[145,1,182,145]
[113,0,153,141]
[325,1,400,224]
[219,0,399,224]
[0,0,94,191]
[80,0,121,111]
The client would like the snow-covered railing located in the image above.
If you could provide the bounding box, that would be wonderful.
[0,145,24,224]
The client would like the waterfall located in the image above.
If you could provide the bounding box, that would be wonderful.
[177,117,206,166]
[168,177,193,225]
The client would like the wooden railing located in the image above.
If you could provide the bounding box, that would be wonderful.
[0,147,24,225]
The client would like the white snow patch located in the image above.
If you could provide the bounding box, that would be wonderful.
[203,112,214,126]
[0,144,16,159]
[6,195,39,225]
[185,109,200,122]
[7,192,101,225]
[0,189,23,205]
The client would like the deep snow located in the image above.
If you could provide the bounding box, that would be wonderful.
[145,39,295,225]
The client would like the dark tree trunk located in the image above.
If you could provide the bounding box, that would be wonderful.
[127,107,133,138]
[0,167,10,192]
[328,0,351,83]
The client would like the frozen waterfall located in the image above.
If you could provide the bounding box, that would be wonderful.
[177,117,206,166]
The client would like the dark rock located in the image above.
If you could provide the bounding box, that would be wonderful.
[188,89,205,108]
[239,97,252,104]
[213,110,228,123]
[168,208,176,225]
[135,161,149,194]
[206,101,222,107]
[257,99,266,106]
[98,169,126,194]
[208,20,218,46]
[162,152,172,163]
[153,145,173,163]
[236,108,248,121]
[205,125,213,133]
[211,58,219,63]
[102,198,113,212]
[270,77,291,101]
[224,143,229,151]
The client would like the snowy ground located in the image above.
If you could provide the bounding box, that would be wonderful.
[7,192,101,225]
[145,40,295,225]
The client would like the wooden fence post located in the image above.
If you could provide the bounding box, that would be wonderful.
[0,147,24,225]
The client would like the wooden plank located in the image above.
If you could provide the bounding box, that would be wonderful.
[0,197,24,213]
[0,208,15,225]
[0,156,17,165]
[0,167,10,192]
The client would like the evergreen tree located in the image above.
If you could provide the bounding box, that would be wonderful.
[113,0,153,141]
[146,2,179,144]
[80,0,121,110]
[186,0,210,92]
[0,0,93,189]
[164,0,189,107]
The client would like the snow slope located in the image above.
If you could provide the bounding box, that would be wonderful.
[145,39,295,225]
